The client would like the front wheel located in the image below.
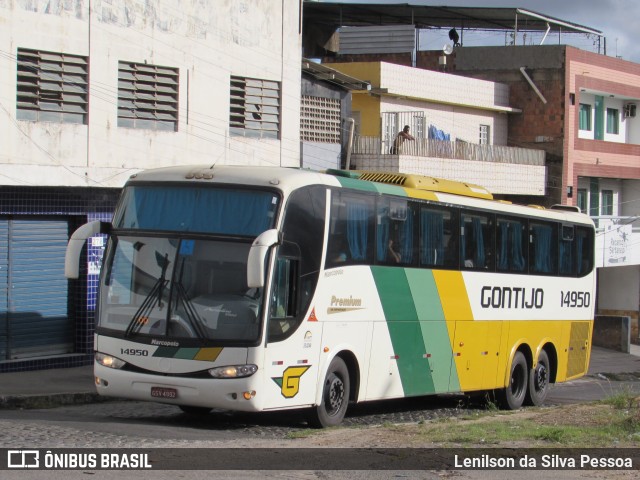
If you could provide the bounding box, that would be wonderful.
[499,351,528,410]
[525,350,550,406]
[307,356,350,428]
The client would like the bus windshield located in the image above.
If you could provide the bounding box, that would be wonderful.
[100,236,262,344]
[97,185,281,344]
[114,185,279,236]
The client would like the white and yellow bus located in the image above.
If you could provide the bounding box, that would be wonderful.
[65,166,596,427]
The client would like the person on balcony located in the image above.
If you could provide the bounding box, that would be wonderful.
[391,125,415,154]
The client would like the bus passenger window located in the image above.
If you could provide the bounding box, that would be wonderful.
[420,207,445,268]
[461,212,494,270]
[496,218,527,273]
[559,225,575,276]
[326,191,374,268]
[529,222,558,275]
[377,198,415,266]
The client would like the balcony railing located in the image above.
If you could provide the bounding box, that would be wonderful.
[353,136,545,166]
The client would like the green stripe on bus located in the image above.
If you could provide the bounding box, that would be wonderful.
[153,346,179,358]
[371,266,435,396]
[335,176,379,192]
[405,269,460,393]
[174,348,201,360]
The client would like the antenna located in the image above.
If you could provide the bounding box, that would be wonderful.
[443,44,453,55]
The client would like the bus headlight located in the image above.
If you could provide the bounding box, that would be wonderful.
[208,364,258,378]
[95,352,126,369]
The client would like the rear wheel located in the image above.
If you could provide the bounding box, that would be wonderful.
[525,350,550,406]
[308,357,350,428]
[499,351,528,410]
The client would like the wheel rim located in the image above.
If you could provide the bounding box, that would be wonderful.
[324,373,345,416]
[534,362,548,392]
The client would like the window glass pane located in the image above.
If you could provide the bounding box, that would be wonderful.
[326,191,374,268]
[496,217,527,273]
[420,205,457,269]
[376,198,415,266]
[579,104,592,131]
[577,188,587,213]
[606,108,619,134]
[529,221,558,275]
[461,212,494,270]
[601,190,613,215]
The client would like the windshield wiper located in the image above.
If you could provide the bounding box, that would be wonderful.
[124,277,169,337]
[125,252,170,338]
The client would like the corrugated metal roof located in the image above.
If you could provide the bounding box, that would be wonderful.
[303,2,602,36]
[302,58,371,90]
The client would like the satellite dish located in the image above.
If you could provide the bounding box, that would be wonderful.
[443,44,453,55]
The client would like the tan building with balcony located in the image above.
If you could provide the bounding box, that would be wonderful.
[328,61,546,197]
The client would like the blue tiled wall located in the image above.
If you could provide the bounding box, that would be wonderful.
[0,187,120,373]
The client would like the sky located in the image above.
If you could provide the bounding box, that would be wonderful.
[328,1,640,64]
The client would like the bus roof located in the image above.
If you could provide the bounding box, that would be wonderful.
[125,165,593,227]
[327,169,493,200]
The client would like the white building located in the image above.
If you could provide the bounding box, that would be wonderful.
[0,0,302,370]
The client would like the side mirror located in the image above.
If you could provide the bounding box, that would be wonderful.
[65,221,111,279]
[247,229,281,288]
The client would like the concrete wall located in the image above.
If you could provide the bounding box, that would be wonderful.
[0,0,302,188]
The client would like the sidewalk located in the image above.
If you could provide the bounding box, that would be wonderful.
[1,346,640,410]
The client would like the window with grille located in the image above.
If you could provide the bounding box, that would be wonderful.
[479,124,490,145]
[230,76,280,139]
[301,95,341,142]
[16,48,88,124]
[117,61,179,131]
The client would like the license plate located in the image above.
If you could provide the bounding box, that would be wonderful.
[151,387,178,399]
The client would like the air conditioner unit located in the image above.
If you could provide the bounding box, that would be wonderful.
[624,103,636,118]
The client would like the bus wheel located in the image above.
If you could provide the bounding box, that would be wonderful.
[308,356,350,428]
[500,351,527,410]
[179,405,212,415]
[526,350,550,406]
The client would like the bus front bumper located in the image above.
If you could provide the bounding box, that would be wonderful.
[94,363,264,412]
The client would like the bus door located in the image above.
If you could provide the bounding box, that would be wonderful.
[260,248,322,410]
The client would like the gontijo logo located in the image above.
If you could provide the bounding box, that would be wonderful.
[272,365,311,398]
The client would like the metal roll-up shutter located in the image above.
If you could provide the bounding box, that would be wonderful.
[0,220,8,360]
[7,219,72,359]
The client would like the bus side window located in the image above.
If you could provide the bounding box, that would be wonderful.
[378,198,416,266]
[529,221,558,275]
[576,226,594,276]
[461,212,494,270]
[420,206,454,268]
[559,224,575,276]
[496,217,527,273]
[269,255,298,340]
[326,190,375,268]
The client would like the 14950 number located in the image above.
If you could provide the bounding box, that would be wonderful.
[560,290,591,308]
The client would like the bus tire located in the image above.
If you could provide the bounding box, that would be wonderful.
[178,405,212,415]
[500,351,527,410]
[525,350,550,406]
[308,356,350,428]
